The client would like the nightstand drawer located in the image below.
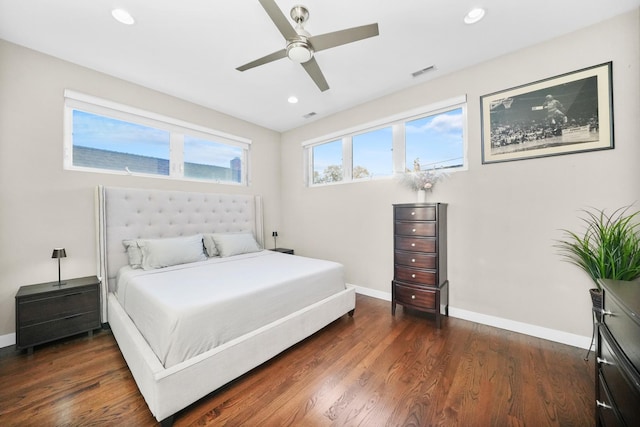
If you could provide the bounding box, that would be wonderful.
[394,283,437,310]
[18,311,100,348]
[395,267,436,286]
[395,251,436,269]
[394,236,435,253]
[18,287,98,326]
[394,222,436,237]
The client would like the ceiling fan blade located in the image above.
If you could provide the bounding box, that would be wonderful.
[258,0,298,40]
[236,49,287,71]
[309,23,379,52]
[301,58,329,92]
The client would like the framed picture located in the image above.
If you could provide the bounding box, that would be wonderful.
[480,62,613,164]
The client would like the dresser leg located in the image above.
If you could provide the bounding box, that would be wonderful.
[391,301,396,316]
[27,347,33,356]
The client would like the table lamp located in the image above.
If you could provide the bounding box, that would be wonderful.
[51,248,67,286]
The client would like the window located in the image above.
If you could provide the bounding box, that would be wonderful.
[303,96,467,186]
[405,108,464,170]
[312,140,343,184]
[64,90,251,185]
[352,126,393,179]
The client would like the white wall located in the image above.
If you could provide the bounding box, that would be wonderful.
[279,10,640,341]
[0,39,282,338]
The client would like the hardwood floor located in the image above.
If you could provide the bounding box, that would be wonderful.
[0,294,594,426]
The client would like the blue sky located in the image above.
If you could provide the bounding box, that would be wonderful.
[313,108,464,177]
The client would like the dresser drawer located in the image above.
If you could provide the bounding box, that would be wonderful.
[394,251,436,269]
[599,326,640,424]
[598,372,624,427]
[18,310,100,348]
[394,222,436,237]
[394,283,437,310]
[395,206,436,221]
[394,236,435,253]
[395,266,437,286]
[603,293,640,372]
[18,287,99,326]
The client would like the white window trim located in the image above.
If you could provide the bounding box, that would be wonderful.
[63,90,251,185]
[303,95,467,186]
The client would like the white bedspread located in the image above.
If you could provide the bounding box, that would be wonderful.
[115,250,346,368]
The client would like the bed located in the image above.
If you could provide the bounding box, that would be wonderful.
[96,186,356,425]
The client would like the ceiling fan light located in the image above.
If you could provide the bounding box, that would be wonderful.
[464,8,486,24]
[112,8,135,25]
[287,42,313,63]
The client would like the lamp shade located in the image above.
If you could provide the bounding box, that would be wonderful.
[51,248,67,259]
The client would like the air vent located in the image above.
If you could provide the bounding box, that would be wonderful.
[411,65,435,78]
[303,112,317,119]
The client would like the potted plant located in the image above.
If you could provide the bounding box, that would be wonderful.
[556,206,640,318]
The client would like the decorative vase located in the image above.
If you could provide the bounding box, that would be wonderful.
[417,189,426,203]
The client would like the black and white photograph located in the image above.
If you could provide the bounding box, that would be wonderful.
[481,62,613,164]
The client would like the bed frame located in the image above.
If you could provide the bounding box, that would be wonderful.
[96,186,356,425]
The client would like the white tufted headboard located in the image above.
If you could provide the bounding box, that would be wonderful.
[96,186,264,321]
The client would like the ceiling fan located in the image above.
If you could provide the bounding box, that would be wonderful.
[236,0,379,92]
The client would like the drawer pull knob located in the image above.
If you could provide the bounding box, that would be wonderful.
[596,400,612,409]
[412,229,416,233]
[597,357,613,366]
[600,309,613,316]
[411,295,416,299]
[411,212,415,216]
[411,243,416,247]
[411,259,416,263]
[411,274,416,278]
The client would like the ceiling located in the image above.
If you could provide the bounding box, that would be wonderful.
[1,0,639,132]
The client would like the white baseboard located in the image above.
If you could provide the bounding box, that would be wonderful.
[350,284,391,301]
[350,284,592,350]
[0,332,15,349]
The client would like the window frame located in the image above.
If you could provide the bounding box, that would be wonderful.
[303,95,468,187]
[63,90,252,185]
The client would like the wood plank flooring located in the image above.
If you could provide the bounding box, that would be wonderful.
[0,294,594,426]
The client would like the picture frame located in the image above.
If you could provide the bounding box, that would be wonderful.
[480,62,613,164]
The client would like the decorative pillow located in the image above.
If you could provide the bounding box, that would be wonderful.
[211,232,262,257]
[122,239,143,269]
[137,234,207,270]
[202,234,219,257]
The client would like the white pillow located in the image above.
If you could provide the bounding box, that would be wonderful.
[202,234,219,257]
[137,234,207,270]
[211,232,262,257]
[122,239,143,269]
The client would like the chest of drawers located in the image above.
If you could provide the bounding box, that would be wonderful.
[596,279,640,426]
[15,276,101,354]
[392,203,448,328]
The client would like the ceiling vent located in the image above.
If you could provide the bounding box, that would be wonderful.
[303,112,317,119]
[411,65,436,78]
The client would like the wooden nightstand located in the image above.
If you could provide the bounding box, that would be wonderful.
[270,248,294,255]
[15,276,101,354]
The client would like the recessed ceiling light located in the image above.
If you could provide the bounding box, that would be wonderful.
[288,96,299,104]
[112,8,135,25]
[464,8,485,24]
